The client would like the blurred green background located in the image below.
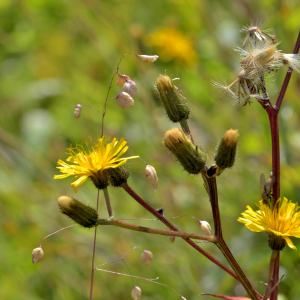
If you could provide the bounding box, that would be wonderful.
[1,0,300,299]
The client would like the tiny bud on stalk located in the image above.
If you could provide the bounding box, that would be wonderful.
[116,74,130,88]
[123,80,137,97]
[32,247,44,263]
[199,221,212,236]
[181,296,187,300]
[164,128,207,174]
[141,250,153,266]
[136,54,159,62]
[74,104,82,119]
[169,235,176,243]
[145,165,158,190]
[116,92,134,108]
[131,286,142,300]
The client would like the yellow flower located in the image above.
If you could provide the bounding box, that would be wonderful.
[54,137,139,192]
[238,198,300,250]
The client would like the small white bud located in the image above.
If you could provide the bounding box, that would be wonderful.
[136,54,159,62]
[32,247,44,263]
[169,235,176,244]
[123,80,137,97]
[116,74,130,88]
[145,165,158,190]
[141,250,153,266]
[199,221,211,236]
[74,104,82,119]
[115,92,135,108]
[180,296,187,300]
[131,286,142,300]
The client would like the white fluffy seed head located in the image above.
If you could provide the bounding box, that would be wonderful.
[199,221,211,236]
[145,165,158,190]
[282,54,300,73]
[131,286,142,300]
[116,74,130,88]
[74,104,82,119]
[141,250,153,266]
[32,247,44,263]
[136,54,159,62]
[123,80,137,97]
[116,92,135,108]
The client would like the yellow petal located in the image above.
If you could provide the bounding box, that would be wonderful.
[283,237,297,250]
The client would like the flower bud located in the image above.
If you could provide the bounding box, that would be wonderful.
[123,80,137,97]
[169,235,176,244]
[116,74,130,88]
[131,286,142,300]
[74,104,82,119]
[136,54,159,62]
[141,250,153,266]
[181,297,187,300]
[145,165,158,190]
[214,129,239,172]
[199,221,211,236]
[116,92,135,108]
[104,166,130,187]
[163,128,207,174]
[32,247,44,264]
[156,74,190,123]
[58,196,98,228]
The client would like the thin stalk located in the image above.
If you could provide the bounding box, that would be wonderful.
[121,182,242,283]
[103,187,114,219]
[180,119,194,144]
[263,251,278,300]
[89,190,100,300]
[97,218,216,242]
[270,252,280,300]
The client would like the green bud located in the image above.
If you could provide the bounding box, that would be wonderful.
[156,75,190,123]
[163,128,207,174]
[214,129,239,172]
[89,172,109,190]
[58,196,98,228]
[104,166,130,187]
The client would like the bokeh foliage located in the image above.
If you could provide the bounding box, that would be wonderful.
[1,0,300,299]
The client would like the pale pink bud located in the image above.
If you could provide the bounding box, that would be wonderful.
[199,221,211,236]
[116,74,130,88]
[141,250,153,266]
[123,80,137,97]
[145,165,158,190]
[136,54,159,62]
[32,247,44,263]
[169,235,176,243]
[74,104,82,119]
[116,92,134,108]
[131,286,142,300]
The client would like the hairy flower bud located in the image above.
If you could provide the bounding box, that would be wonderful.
[136,54,159,62]
[199,221,211,236]
[116,92,135,108]
[104,166,130,187]
[141,250,153,266]
[156,74,190,123]
[163,128,207,174]
[214,129,239,172]
[116,74,130,88]
[131,286,142,300]
[145,165,158,190]
[123,80,137,97]
[74,104,82,119]
[32,247,44,264]
[58,196,98,228]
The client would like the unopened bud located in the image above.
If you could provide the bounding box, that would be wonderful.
[131,286,142,300]
[32,247,44,264]
[169,235,176,243]
[199,221,211,236]
[156,74,190,123]
[136,54,159,62]
[116,74,130,88]
[58,196,98,228]
[214,129,239,172]
[74,104,82,119]
[104,166,130,187]
[141,250,153,266]
[181,297,187,300]
[116,92,135,108]
[123,80,137,97]
[145,165,158,190]
[163,128,207,174]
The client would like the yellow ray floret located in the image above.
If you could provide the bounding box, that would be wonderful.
[238,198,300,250]
[54,137,139,192]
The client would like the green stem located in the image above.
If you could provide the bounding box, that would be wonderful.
[103,187,114,219]
[180,119,194,144]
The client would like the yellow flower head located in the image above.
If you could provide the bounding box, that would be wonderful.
[54,137,139,192]
[238,198,300,250]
